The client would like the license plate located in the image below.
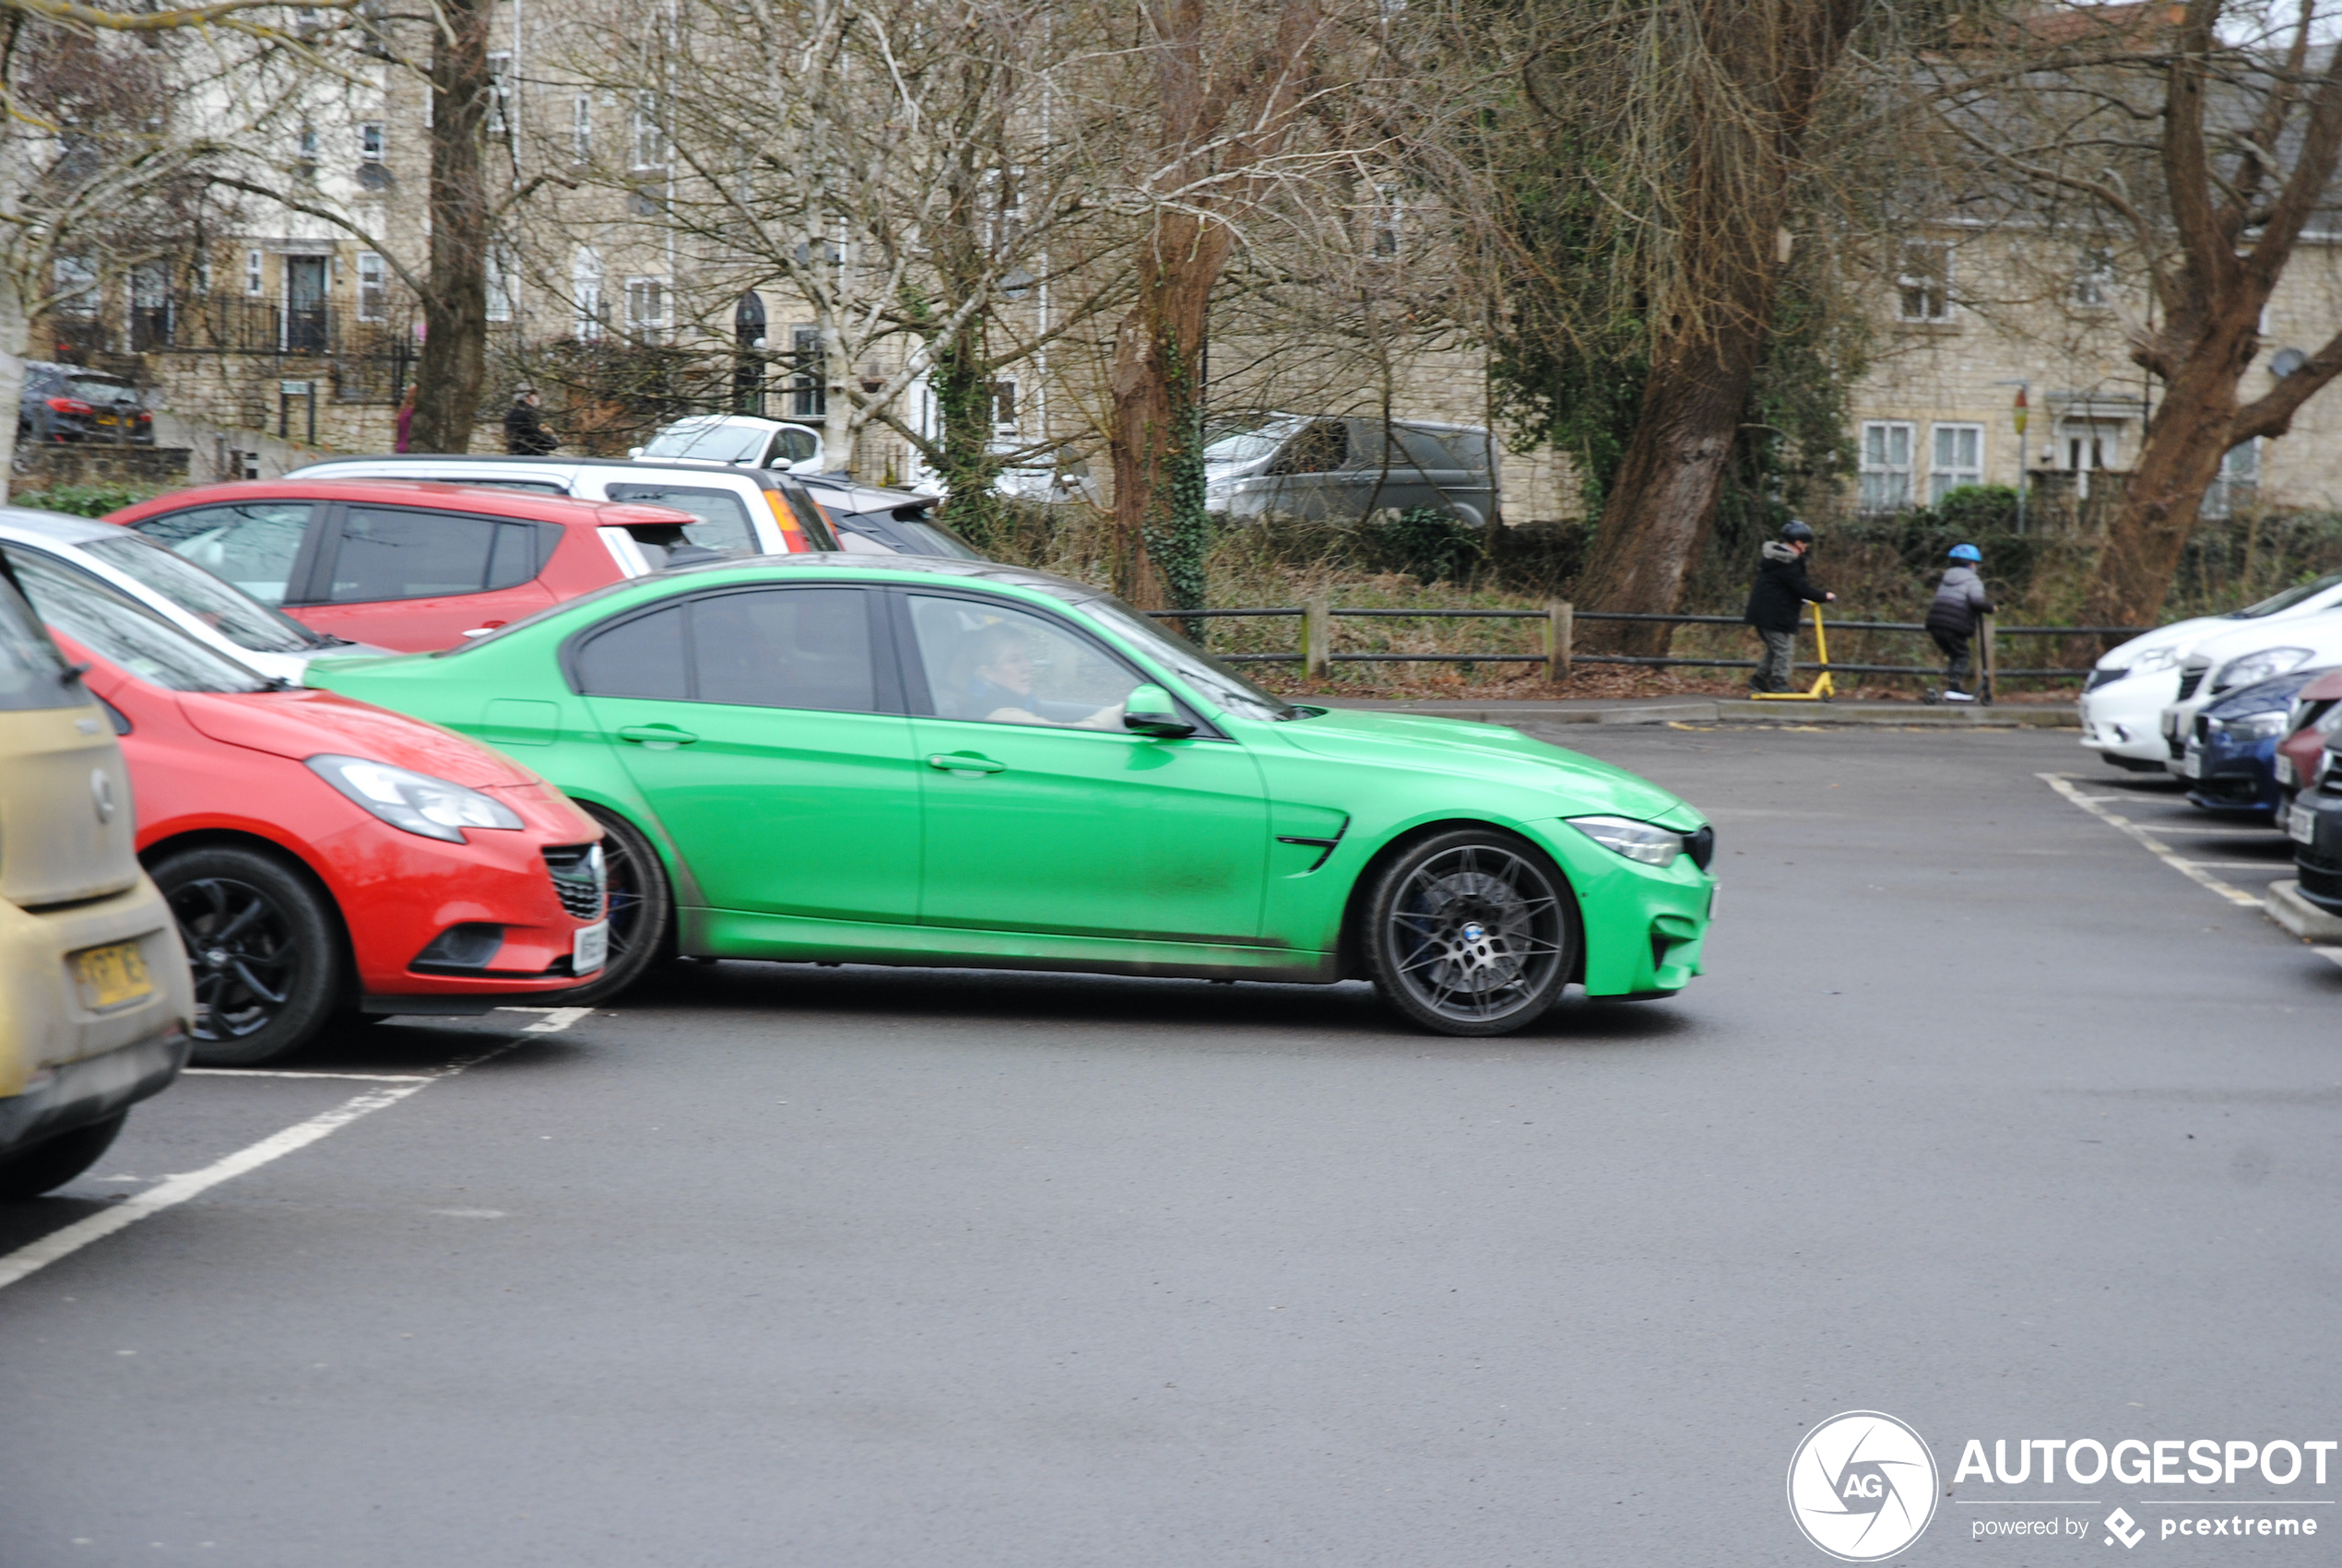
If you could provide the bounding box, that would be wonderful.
[71,939,152,1009]
[94,416,118,427]
[2277,754,2298,786]
[2178,749,2202,778]
[572,921,609,975]
[2289,803,2318,844]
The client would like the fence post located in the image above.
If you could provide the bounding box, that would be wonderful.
[1547,600,1572,685]
[1303,596,1331,680]
[1979,611,1997,705]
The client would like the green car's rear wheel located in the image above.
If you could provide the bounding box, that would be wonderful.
[559,806,672,1004]
[1366,830,1577,1036]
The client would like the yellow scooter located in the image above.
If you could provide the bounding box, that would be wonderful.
[1749,600,1834,701]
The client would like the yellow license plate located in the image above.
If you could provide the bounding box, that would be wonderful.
[72,940,152,1009]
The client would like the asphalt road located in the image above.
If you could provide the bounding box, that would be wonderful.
[4,725,2336,1567]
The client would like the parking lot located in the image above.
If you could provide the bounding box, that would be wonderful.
[3,724,2336,1566]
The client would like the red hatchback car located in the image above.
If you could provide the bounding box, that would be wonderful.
[10,553,610,1065]
[104,479,729,654]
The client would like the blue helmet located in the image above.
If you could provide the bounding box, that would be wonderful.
[1949,543,1982,562]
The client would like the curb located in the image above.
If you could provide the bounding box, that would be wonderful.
[1324,698,2080,729]
[2265,879,2342,942]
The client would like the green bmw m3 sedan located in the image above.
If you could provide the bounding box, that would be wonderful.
[305,555,1716,1036]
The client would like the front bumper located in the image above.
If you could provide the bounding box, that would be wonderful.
[2080,675,2183,761]
[2286,784,2342,909]
[2178,737,2278,810]
[1527,819,1715,997]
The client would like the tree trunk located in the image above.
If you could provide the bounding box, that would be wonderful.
[2084,320,2254,626]
[1565,0,1861,654]
[932,319,1006,547]
[0,277,30,506]
[409,0,491,454]
[1108,214,1224,609]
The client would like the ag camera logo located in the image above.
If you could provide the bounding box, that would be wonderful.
[1788,1411,1941,1562]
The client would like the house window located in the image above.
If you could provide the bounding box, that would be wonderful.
[632,93,667,170]
[1897,241,1951,323]
[359,122,384,162]
[295,124,318,182]
[572,249,604,341]
[1859,419,1914,512]
[1929,423,1983,503]
[2073,247,2114,310]
[487,53,511,136]
[1368,183,1402,257]
[790,324,825,419]
[991,378,1018,432]
[357,252,386,321]
[52,253,98,316]
[2204,438,2260,520]
[572,93,592,162]
[486,250,514,322]
[625,276,667,337]
[244,250,265,295]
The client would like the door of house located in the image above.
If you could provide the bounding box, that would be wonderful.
[2061,419,2124,500]
[284,255,327,354]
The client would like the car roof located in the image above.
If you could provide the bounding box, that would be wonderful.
[292,452,788,485]
[630,550,1103,600]
[0,506,127,545]
[106,477,697,528]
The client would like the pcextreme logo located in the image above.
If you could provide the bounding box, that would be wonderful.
[1787,1411,1942,1562]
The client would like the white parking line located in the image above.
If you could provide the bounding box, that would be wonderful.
[0,1037,524,1293]
[499,1006,595,1033]
[2039,772,2265,909]
[183,1069,434,1082]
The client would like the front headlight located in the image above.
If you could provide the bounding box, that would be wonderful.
[2213,710,2289,742]
[2215,646,2312,690]
[1567,815,1683,867]
[305,754,526,843]
[2131,646,2183,675]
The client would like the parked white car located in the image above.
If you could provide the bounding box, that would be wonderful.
[2081,572,2342,768]
[2153,611,2342,769]
[633,414,825,475]
[0,509,389,683]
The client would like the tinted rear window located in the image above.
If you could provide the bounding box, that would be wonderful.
[327,508,547,602]
[0,568,81,711]
[605,483,758,556]
[574,603,688,699]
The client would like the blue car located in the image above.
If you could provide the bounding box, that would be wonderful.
[2178,667,2333,811]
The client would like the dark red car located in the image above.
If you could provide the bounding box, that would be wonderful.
[13,551,610,1065]
[105,479,709,654]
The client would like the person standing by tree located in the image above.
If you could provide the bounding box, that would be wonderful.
[503,387,559,456]
[1924,543,1993,703]
[1743,519,1834,694]
[393,383,418,453]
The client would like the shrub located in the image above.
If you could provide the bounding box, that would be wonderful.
[13,483,167,518]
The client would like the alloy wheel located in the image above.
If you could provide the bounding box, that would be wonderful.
[1376,838,1573,1032]
[169,875,305,1040]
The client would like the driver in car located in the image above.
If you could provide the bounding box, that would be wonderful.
[964,623,1126,729]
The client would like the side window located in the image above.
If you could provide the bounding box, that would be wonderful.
[126,501,314,606]
[1266,419,1347,477]
[906,595,1141,730]
[328,507,532,602]
[773,426,818,466]
[691,587,875,711]
[574,603,688,699]
[486,523,544,590]
[1393,427,1462,472]
[603,484,758,557]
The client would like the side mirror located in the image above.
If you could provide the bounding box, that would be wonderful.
[1123,683,1195,738]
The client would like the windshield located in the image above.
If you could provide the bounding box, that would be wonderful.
[68,375,138,406]
[1200,415,1303,470]
[1057,593,1299,722]
[2230,572,2342,619]
[78,532,320,653]
[0,566,82,711]
[642,418,771,465]
[6,548,274,692]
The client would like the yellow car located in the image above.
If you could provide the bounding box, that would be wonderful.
[0,564,193,1198]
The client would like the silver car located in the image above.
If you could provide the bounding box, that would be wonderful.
[1203,413,1498,528]
[0,509,387,684]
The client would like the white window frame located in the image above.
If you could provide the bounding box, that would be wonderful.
[359,122,385,162]
[991,376,1018,435]
[487,52,512,137]
[624,275,667,338]
[572,249,604,342]
[356,252,386,321]
[1928,422,1984,503]
[1896,240,1952,323]
[2072,246,2114,311]
[632,92,667,171]
[1859,419,1914,513]
[244,250,265,296]
[486,250,515,323]
[572,93,592,162]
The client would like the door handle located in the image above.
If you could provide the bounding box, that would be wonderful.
[927,752,1006,773]
[618,724,699,747]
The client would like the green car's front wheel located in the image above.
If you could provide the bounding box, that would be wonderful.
[1366,829,1578,1036]
[560,807,673,1005]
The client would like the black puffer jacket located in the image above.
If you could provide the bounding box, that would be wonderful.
[1745,541,1828,632]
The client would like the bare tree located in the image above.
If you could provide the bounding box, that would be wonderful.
[0,0,330,495]
[1934,1,2342,624]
